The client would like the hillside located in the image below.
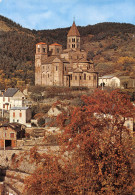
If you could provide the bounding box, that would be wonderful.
[0,15,135,88]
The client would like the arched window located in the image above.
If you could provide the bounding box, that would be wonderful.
[84,74,86,80]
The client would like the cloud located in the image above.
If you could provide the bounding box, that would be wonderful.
[0,0,135,30]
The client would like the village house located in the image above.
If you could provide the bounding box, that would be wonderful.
[99,74,135,89]
[0,123,25,149]
[0,88,25,112]
[10,107,31,127]
[35,21,98,88]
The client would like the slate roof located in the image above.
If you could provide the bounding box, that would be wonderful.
[67,21,80,37]
[10,107,29,110]
[99,74,116,79]
[3,88,18,97]
[0,123,23,131]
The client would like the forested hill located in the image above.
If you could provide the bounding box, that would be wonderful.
[0,15,135,88]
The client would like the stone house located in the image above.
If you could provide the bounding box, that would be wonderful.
[45,105,64,127]
[10,107,31,127]
[98,75,120,88]
[35,22,98,88]
[0,123,25,149]
[0,88,25,112]
[99,74,135,89]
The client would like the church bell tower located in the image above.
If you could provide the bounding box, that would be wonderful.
[67,21,80,50]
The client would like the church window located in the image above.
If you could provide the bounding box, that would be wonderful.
[84,74,86,80]
[43,48,45,53]
[72,44,75,48]
[75,76,77,80]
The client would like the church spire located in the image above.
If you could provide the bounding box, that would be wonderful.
[67,21,80,37]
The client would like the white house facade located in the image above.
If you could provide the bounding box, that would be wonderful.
[0,88,25,111]
[10,107,31,127]
[98,75,120,88]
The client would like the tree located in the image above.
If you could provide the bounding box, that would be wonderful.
[24,89,135,194]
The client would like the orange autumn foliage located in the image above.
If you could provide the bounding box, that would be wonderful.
[24,89,135,195]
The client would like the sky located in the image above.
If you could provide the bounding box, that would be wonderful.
[0,0,135,30]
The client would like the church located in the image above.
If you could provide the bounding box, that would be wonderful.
[35,22,98,88]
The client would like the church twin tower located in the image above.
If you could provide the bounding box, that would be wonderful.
[35,22,98,88]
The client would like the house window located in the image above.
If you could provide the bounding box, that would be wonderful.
[56,66,57,71]
[94,76,96,80]
[65,66,66,71]
[3,104,5,109]
[38,48,40,53]
[75,76,77,80]
[57,48,59,53]
[43,48,45,53]
[84,74,86,80]
[13,112,15,118]
[10,133,14,138]
[127,123,130,129]
[89,76,91,80]
[70,74,72,80]
[19,113,22,117]
[80,76,81,80]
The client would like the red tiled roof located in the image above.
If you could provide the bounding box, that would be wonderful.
[36,42,47,45]
[67,22,80,37]
[49,42,62,46]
